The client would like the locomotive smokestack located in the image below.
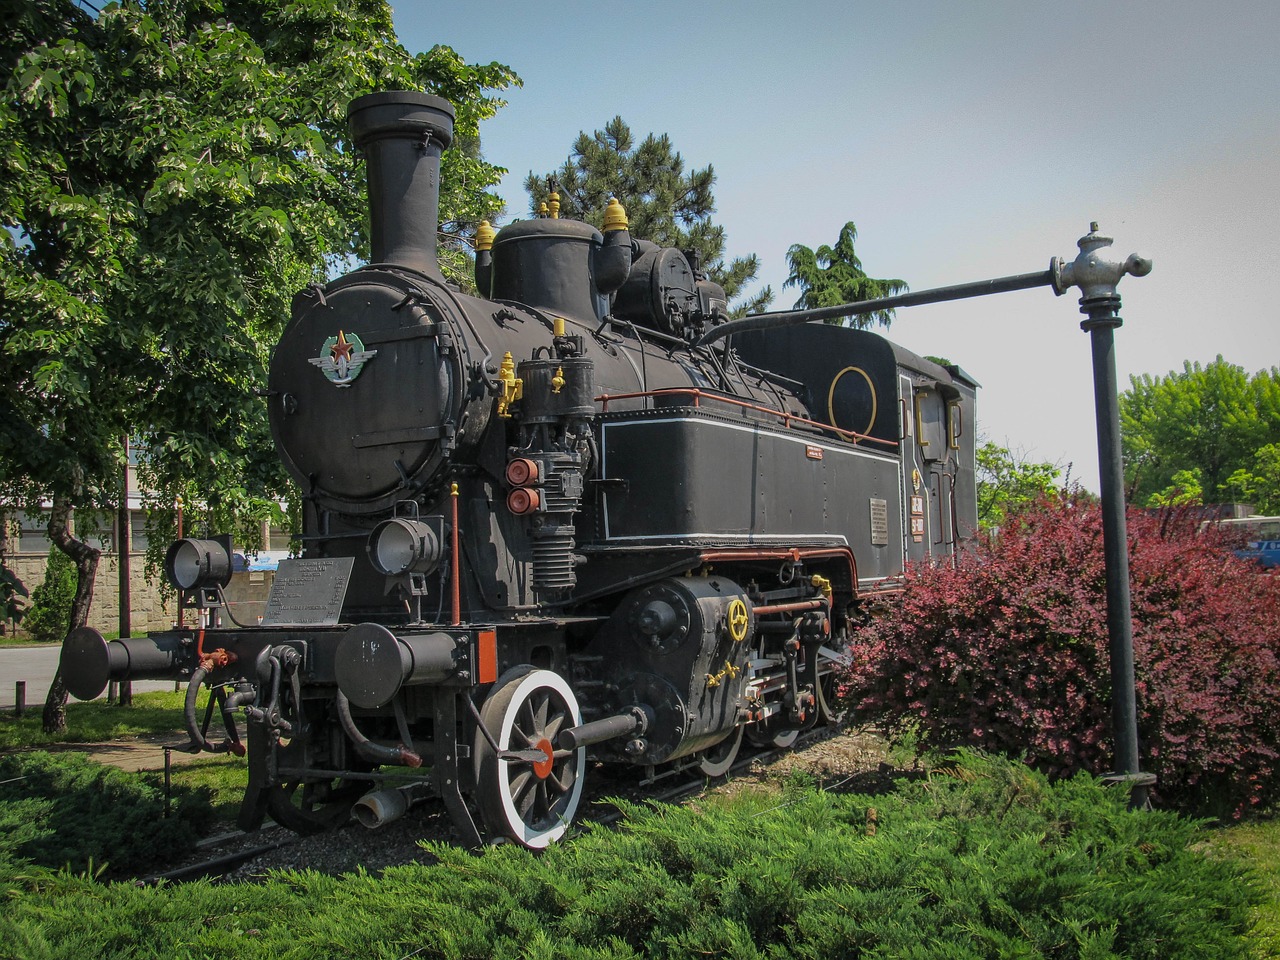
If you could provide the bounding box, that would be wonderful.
[347,91,455,278]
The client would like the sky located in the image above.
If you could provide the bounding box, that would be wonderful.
[393,0,1280,492]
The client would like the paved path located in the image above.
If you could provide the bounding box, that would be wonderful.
[0,643,176,710]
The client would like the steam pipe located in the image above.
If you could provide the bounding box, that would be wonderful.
[334,690,423,768]
[183,667,245,756]
[354,783,433,829]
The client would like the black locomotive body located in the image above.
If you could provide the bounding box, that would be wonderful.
[60,92,978,848]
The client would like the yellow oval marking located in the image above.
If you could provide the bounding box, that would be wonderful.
[827,366,877,440]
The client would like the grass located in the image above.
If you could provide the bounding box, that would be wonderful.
[0,687,198,749]
[4,691,1278,955]
[1,753,1265,959]
[156,754,247,823]
[0,629,122,646]
[1,685,247,829]
[1208,818,1280,958]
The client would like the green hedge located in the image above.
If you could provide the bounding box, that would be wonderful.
[0,751,213,879]
[0,752,1262,959]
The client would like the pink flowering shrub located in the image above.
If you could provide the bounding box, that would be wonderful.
[840,497,1280,816]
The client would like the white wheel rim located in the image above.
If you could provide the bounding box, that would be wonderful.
[491,669,585,848]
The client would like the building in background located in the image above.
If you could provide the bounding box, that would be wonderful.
[1,450,291,637]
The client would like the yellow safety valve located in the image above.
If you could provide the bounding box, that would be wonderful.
[474,220,495,252]
[538,201,548,218]
[810,574,833,600]
[551,366,565,394]
[548,190,560,219]
[496,351,523,419]
[602,196,629,232]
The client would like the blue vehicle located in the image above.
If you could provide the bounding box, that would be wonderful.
[1216,516,1280,569]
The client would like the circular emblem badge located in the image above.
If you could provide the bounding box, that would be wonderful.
[307,330,377,387]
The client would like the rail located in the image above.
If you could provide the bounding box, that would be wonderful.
[595,387,898,449]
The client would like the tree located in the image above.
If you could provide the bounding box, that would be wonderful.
[525,118,772,316]
[783,221,907,328]
[1,0,517,729]
[1146,469,1204,509]
[1225,444,1280,515]
[975,441,1064,531]
[22,546,77,645]
[1120,357,1280,506]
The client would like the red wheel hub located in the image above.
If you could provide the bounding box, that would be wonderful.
[532,738,555,779]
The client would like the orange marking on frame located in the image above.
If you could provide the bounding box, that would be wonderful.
[477,629,498,684]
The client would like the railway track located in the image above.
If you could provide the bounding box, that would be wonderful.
[134,724,881,884]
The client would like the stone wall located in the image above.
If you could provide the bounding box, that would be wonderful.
[5,552,275,636]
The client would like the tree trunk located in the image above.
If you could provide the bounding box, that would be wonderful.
[41,495,102,734]
[0,510,9,635]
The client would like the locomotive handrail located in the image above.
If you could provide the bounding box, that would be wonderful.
[594,387,899,449]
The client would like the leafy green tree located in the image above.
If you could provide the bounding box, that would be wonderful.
[1,0,516,729]
[1120,357,1280,506]
[1146,469,1204,508]
[21,548,76,645]
[526,118,772,315]
[975,441,1063,530]
[1224,444,1280,515]
[783,221,907,328]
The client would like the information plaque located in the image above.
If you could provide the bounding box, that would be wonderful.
[261,557,355,626]
[869,498,889,546]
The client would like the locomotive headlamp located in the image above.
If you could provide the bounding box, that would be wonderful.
[368,518,441,576]
[164,537,233,591]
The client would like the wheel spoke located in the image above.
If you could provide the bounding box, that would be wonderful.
[512,768,538,808]
[532,691,550,734]
[548,765,574,795]
[543,707,568,741]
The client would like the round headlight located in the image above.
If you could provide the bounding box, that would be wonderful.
[164,538,232,590]
[368,518,441,576]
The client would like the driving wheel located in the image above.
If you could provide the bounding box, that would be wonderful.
[474,666,586,848]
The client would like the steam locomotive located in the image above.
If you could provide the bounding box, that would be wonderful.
[61,91,978,848]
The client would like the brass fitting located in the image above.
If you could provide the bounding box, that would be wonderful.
[602,196,629,232]
[496,351,523,418]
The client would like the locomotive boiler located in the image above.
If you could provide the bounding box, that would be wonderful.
[60,91,979,848]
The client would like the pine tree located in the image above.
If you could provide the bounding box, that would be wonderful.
[526,119,772,316]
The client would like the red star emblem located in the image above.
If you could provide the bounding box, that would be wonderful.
[330,330,355,363]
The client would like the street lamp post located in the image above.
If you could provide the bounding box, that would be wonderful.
[1052,223,1154,806]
